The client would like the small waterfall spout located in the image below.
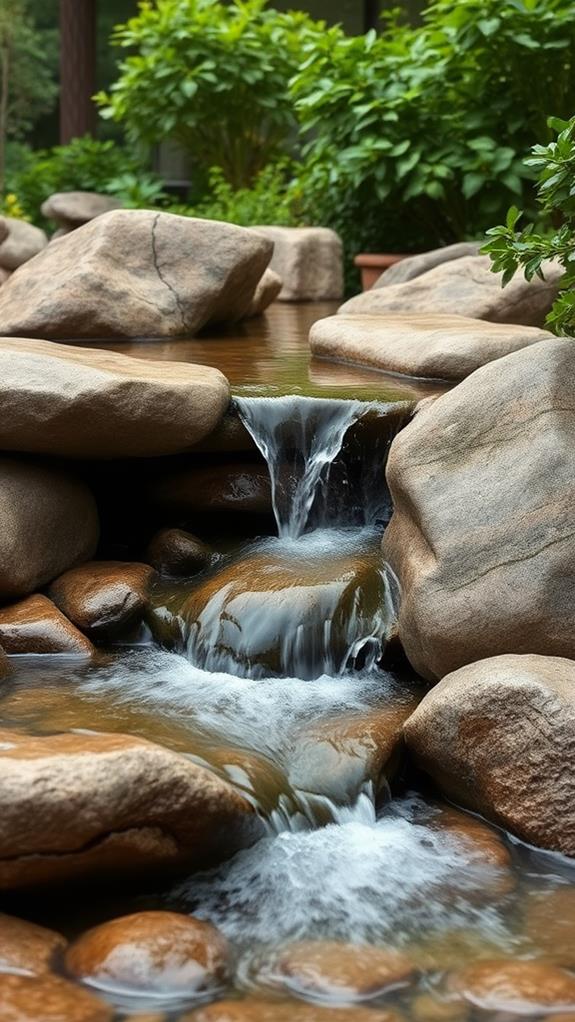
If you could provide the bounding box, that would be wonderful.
[235,396,392,539]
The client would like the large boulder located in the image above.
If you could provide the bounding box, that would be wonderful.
[374,242,482,288]
[0,337,229,457]
[340,255,562,327]
[253,226,344,301]
[0,210,273,339]
[0,595,94,656]
[310,313,554,381]
[382,338,575,679]
[0,458,99,602]
[0,729,262,889]
[0,218,47,271]
[41,191,122,230]
[403,654,575,856]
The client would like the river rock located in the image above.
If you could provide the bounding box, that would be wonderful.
[254,941,414,1001]
[382,338,575,679]
[430,805,513,896]
[253,226,344,301]
[410,993,469,1022]
[146,528,212,577]
[41,191,122,229]
[148,463,272,517]
[49,561,155,639]
[186,1000,401,1022]
[447,959,575,1014]
[340,255,561,327]
[374,243,482,288]
[524,887,575,967]
[0,595,95,656]
[247,268,283,317]
[66,911,229,995]
[0,729,262,889]
[310,313,553,380]
[0,337,230,457]
[0,458,99,602]
[0,210,272,339]
[0,913,67,976]
[0,217,47,271]
[0,972,112,1021]
[403,654,575,855]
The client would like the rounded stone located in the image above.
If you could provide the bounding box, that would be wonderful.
[0,595,94,656]
[146,529,212,577]
[49,561,156,639]
[0,913,67,976]
[429,805,514,896]
[65,911,229,995]
[410,993,469,1022]
[186,999,401,1022]
[0,972,112,1021]
[254,941,414,1001]
[447,959,575,1013]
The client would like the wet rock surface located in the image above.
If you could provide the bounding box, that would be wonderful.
[523,887,575,966]
[148,462,272,519]
[186,1000,401,1022]
[66,911,229,995]
[447,959,575,1013]
[310,313,554,380]
[0,971,113,1021]
[0,595,95,656]
[0,337,230,457]
[0,457,99,602]
[146,529,213,577]
[49,561,156,639]
[404,654,575,855]
[0,210,273,339]
[0,912,67,976]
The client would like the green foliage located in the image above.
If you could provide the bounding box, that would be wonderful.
[97,0,325,190]
[483,117,575,336]
[7,136,167,225]
[291,0,575,270]
[171,162,302,227]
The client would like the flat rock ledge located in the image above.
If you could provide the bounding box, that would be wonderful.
[310,313,555,380]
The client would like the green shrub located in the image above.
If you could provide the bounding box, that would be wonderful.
[171,162,302,227]
[483,116,575,336]
[96,0,324,190]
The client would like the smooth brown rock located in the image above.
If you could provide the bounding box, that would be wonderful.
[410,993,469,1022]
[0,218,47,270]
[340,255,561,327]
[66,911,229,995]
[49,561,155,639]
[0,458,99,602]
[146,528,212,577]
[41,191,122,228]
[310,313,554,380]
[0,972,112,1021]
[148,463,272,517]
[404,655,575,856]
[0,595,94,656]
[429,805,514,895]
[447,959,575,1014]
[255,940,414,1001]
[382,338,575,679]
[186,999,401,1022]
[0,337,230,458]
[253,226,343,301]
[0,913,67,976]
[0,729,262,889]
[0,210,272,339]
[247,268,282,317]
[374,243,482,288]
[523,888,575,967]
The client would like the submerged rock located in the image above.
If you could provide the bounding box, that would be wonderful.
[0,971,112,1021]
[253,226,344,301]
[66,911,229,995]
[49,561,156,639]
[0,217,47,270]
[447,959,575,1014]
[0,729,262,889]
[0,595,95,656]
[374,243,482,288]
[0,337,230,457]
[0,912,67,976]
[0,458,99,602]
[523,887,575,967]
[382,338,575,679]
[403,654,575,856]
[146,528,212,577]
[310,313,554,380]
[0,210,272,339]
[186,999,401,1022]
[340,255,561,327]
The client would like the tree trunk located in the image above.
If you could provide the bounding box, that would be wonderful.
[0,42,10,195]
[59,0,96,144]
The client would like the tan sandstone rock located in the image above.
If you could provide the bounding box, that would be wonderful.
[253,226,344,301]
[403,654,575,856]
[447,959,575,1014]
[0,337,230,457]
[0,458,99,602]
[0,217,47,270]
[66,911,229,995]
[340,255,561,327]
[382,338,575,679]
[310,313,554,380]
[0,913,67,976]
[247,268,283,317]
[0,595,95,656]
[0,729,262,889]
[41,191,122,229]
[0,972,112,1021]
[374,243,482,288]
[49,561,155,639]
[0,210,272,339]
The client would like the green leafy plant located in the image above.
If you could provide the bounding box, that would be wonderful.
[172,162,302,226]
[483,116,575,336]
[97,0,324,190]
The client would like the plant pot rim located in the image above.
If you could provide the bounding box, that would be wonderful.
[354,252,411,267]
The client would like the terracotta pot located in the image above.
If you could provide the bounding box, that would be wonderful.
[354,252,409,291]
